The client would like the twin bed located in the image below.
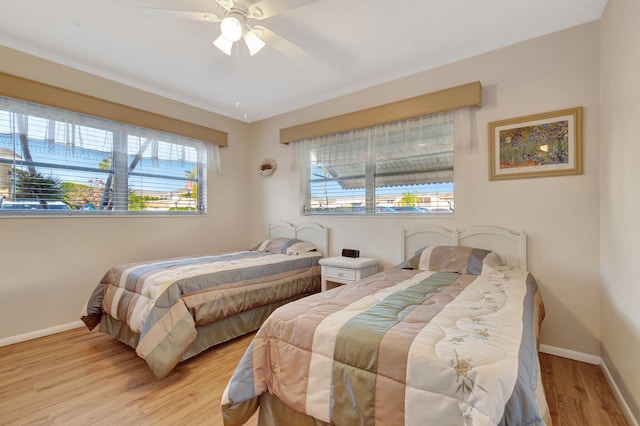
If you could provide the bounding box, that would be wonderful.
[221,224,551,425]
[81,221,327,378]
[82,222,550,425]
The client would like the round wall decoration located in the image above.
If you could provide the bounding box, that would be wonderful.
[258,158,277,176]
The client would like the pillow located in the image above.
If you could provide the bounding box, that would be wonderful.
[402,245,495,275]
[252,238,305,254]
[400,248,425,270]
[481,251,504,270]
[285,241,318,255]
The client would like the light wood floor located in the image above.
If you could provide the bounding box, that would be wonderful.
[0,327,629,425]
[539,352,629,426]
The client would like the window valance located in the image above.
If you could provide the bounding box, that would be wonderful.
[0,72,228,147]
[279,81,481,145]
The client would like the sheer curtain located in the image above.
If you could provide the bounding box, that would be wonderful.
[295,108,471,169]
[294,108,471,214]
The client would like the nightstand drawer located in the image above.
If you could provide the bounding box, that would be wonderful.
[324,266,356,281]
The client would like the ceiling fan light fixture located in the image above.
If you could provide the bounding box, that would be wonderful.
[220,16,243,41]
[244,30,265,56]
[213,33,233,55]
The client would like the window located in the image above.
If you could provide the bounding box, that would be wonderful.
[0,96,209,215]
[299,112,460,215]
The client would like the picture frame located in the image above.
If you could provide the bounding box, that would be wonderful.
[489,107,583,180]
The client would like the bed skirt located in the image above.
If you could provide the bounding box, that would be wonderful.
[99,291,318,364]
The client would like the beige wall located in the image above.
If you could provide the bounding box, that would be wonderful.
[3,9,639,422]
[0,47,253,340]
[3,13,638,421]
[600,0,640,420]
[248,22,602,356]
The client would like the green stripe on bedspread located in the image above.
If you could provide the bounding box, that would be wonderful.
[332,272,459,425]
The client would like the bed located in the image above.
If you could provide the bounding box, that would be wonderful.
[81,221,327,378]
[221,225,551,425]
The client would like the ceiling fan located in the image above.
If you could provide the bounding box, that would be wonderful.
[138,0,318,58]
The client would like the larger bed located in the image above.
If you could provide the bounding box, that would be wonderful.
[81,221,327,378]
[221,225,551,425]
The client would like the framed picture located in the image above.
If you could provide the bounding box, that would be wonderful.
[489,107,582,180]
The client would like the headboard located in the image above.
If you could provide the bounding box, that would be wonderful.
[402,225,456,261]
[267,221,329,257]
[458,226,527,270]
[296,222,329,257]
[402,225,527,270]
[268,221,296,238]
[267,221,296,238]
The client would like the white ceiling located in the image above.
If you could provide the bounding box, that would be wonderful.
[0,0,607,123]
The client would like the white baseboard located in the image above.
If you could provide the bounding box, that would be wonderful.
[539,344,601,365]
[540,344,638,426]
[601,359,640,426]
[0,321,85,347]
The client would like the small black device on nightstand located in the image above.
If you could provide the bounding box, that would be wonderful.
[341,248,360,258]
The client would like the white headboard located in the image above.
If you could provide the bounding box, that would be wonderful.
[267,221,329,257]
[296,222,329,257]
[402,225,456,261]
[268,221,296,238]
[402,225,527,269]
[458,226,527,270]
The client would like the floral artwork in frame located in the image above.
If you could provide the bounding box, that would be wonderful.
[488,107,582,180]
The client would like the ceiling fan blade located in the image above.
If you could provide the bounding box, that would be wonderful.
[137,8,221,22]
[254,25,306,59]
[215,0,235,12]
[248,0,318,20]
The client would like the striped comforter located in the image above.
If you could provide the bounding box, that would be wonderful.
[82,250,321,378]
[221,266,548,425]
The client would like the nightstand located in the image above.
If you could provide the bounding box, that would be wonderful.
[319,256,379,291]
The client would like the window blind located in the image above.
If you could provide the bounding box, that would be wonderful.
[0,96,212,215]
[298,111,459,215]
